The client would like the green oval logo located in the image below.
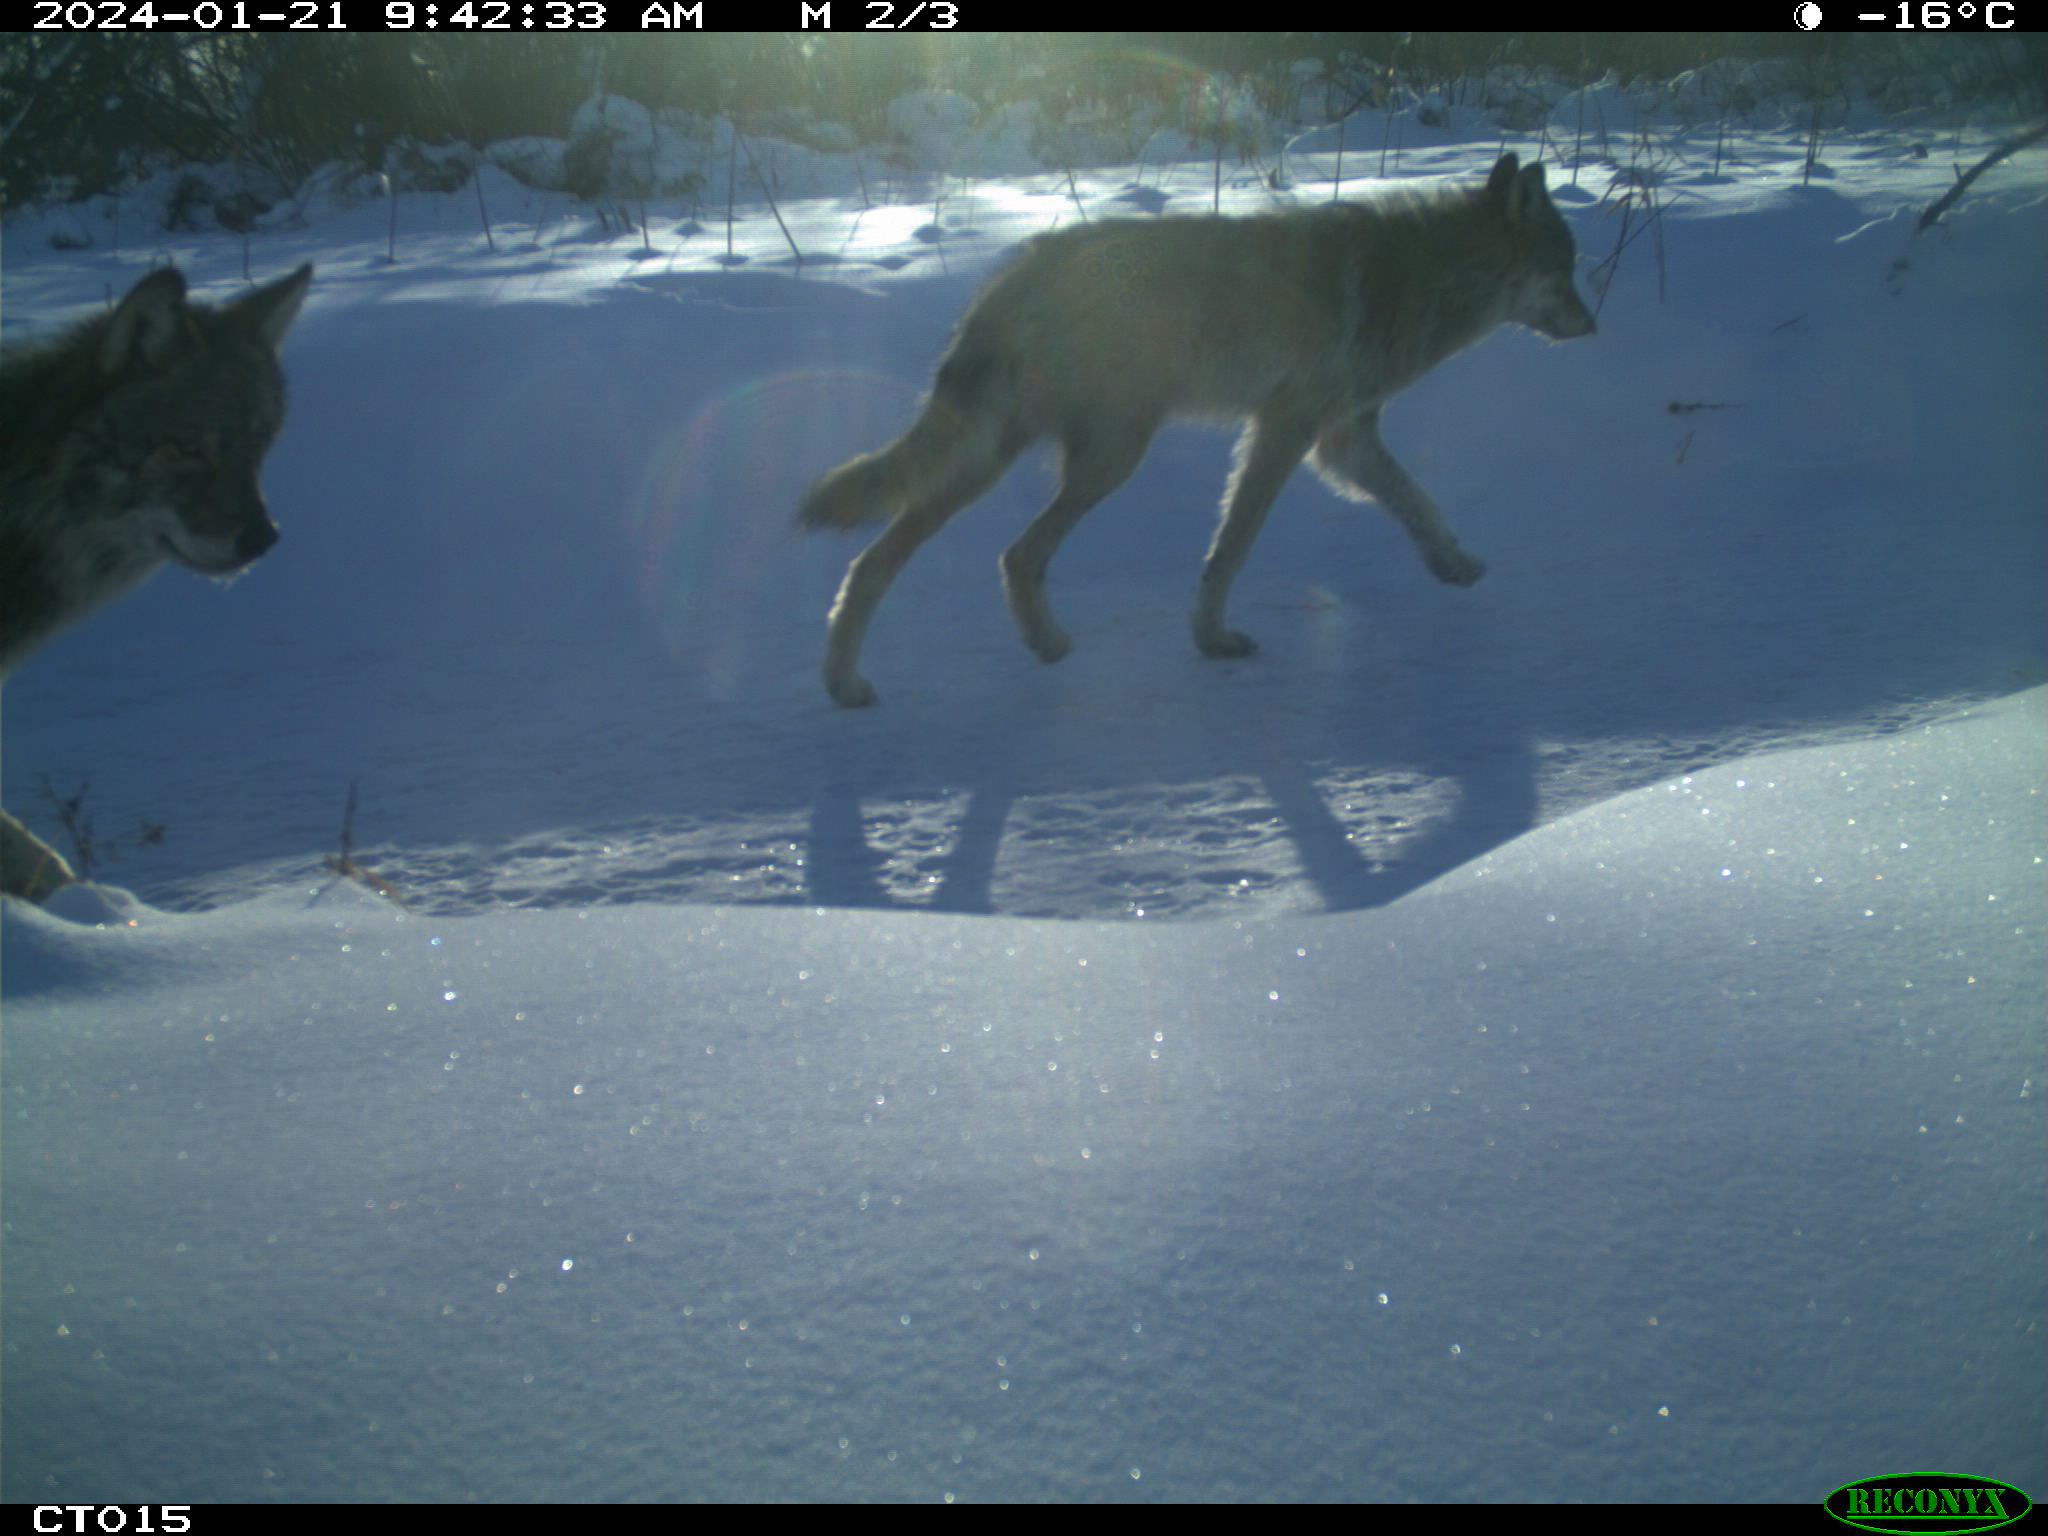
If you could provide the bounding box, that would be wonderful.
[1826,1473,2033,1535]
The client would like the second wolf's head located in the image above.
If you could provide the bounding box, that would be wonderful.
[87,264,313,577]
[0,263,312,673]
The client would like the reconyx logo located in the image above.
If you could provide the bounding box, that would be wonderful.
[1826,1473,2033,1535]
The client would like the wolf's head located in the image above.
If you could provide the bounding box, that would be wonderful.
[1485,154,1597,343]
[88,263,313,578]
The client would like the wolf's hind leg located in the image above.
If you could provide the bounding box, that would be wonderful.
[821,450,1020,708]
[1000,420,1154,664]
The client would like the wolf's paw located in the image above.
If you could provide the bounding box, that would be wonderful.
[1026,625,1072,665]
[1196,627,1259,659]
[1,812,77,903]
[1432,547,1487,586]
[826,671,879,708]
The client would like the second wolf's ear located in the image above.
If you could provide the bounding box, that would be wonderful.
[1486,153,1522,201]
[232,263,314,353]
[1502,160,1555,223]
[99,267,190,376]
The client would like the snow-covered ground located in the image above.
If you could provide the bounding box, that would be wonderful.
[3,77,2043,1503]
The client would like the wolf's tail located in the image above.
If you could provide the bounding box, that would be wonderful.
[797,346,1016,530]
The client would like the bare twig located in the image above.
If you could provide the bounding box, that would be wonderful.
[1918,121,2048,232]
[734,127,803,265]
[322,778,406,905]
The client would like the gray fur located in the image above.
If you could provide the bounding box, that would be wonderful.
[799,154,1593,707]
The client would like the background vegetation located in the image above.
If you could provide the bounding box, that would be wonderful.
[3,31,2042,213]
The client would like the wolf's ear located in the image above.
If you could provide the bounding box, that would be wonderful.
[232,263,314,353]
[99,267,189,375]
[1504,160,1557,223]
[1485,153,1521,201]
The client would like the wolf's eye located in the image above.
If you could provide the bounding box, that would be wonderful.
[148,438,219,473]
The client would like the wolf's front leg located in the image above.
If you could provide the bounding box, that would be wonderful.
[1,809,76,902]
[1310,411,1487,587]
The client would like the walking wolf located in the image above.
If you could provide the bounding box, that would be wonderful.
[799,154,1593,707]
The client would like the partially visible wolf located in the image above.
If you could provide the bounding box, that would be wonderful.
[799,153,1595,707]
[1,263,312,900]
